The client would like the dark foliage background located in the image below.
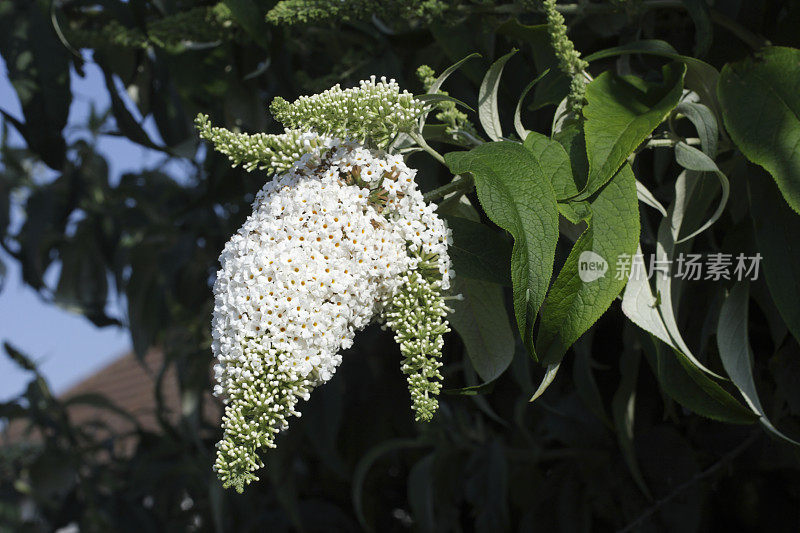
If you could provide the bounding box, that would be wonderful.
[1,1,800,531]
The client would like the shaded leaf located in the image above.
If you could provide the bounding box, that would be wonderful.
[749,171,800,343]
[584,40,721,120]
[718,46,800,214]
[0,0,70,168]
[641,335,757,424]
[449,277,515,382]
[717,282,800,445]
[444,216,512,286]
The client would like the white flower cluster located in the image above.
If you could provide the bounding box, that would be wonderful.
[211,135,452,491]
[269,76,425,146]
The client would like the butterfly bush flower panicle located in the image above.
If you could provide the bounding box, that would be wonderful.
[541,0,589,111]
[269,76,425,147]
[385,271,450,421]
[209,133,453,491]
[195,114,327,174]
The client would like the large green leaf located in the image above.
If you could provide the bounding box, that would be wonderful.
[749,172,800,344]
[446,143,559,355]
[718,46,800,214]
[642,335,757,424]
[0,0,70,169]
[584,40,720,120]
[579,62,685,200]
[537,164,640,366]
[449,277,515,382]
[522,131,579,200]
[444,215,511,287]
[717,282,800,445]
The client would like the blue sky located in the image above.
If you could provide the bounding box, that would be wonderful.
[0,55,183,401]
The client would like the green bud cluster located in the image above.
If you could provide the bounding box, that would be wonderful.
[384,271,450,422]
[541,0,589,111]
[195,114,326,174]
[266,0,453,26]
[270,76,425,148]
[214,350,312,493]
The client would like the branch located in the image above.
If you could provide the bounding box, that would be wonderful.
[423,174,474,203]
[617,432,760,533]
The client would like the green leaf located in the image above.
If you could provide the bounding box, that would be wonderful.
[718,46,800,214]
[749,172,800,344]
[4,342,38,373]
[672,142,729,243]
[0,0,70,168]
[478,49,516,141]
[537,164,640,366]
[514,69,549,140]
[523,131,580,200]
[449,277,515,382]
[717,282,800,445]
[641,335,757,424]
[416,93,474,112]
[496,20,570,111]
[529,363,560,402]
[444,215,511,287]
[612,338,651,499]
[580,62,685,200]
[681,0,713,57]
[428,52,481,95]
[652,170,723,378]
[584,40,720,121]
[446,143,559,356]
[675,101,718,157]
[635,179,668,217]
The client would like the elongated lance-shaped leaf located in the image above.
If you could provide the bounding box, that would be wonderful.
[514,69,550,140]
[446,142,559,357]
[530,363,560,402]
[639,332,756,424]
[478,49,517,141]
[537,163,640,366]
[672,142,729,243]
[675,101,718,157]
[429,52,482,95]
[579,61,685,201]
[636,180,668,217]
[652,170,724,378]
[612,330,651,499]
[717,282,800,446]
[523,131,580,200]
[416,93,475,112]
